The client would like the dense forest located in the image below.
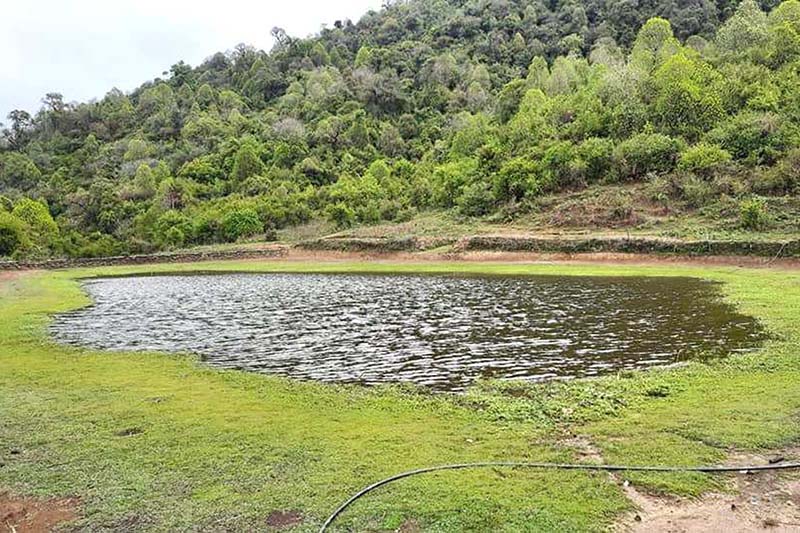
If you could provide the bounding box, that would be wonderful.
[1,0,799,258]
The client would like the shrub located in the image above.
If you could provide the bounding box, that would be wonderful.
[326,202,355,228]
[493,156,542,202]
[457,182,496,217]
[612,133,683,181]
[739,197,770,230]
[222,208,263,241]
[12,198,58,241]
[541,141,584,187]
[578,137,615,183]
[0,212,28,256]
[154,210,193,246]
[162,226,186,248]
[706,111,787,165]
[75,232,124,258]
[678,143,732,177]
[678,174,716,207]
[755,148,800,194]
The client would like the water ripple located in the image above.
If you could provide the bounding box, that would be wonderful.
[49,273,766,392]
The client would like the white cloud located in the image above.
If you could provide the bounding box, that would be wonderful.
[0,0,381,121]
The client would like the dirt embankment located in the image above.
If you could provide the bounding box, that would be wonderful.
[0,246,288,271]
[3,234,800,271]
[300,234,800,259]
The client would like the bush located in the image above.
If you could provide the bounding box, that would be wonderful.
[612,133,683,181]
[222,208,263,241]
[162,226,186,248]
[755,148,800,194]
[678,174,716,207]
[326,202,355,228]
[541,141,584,187]
[493,156,542,202]
[706,112,787,165]
[0,212,28,257]
[75,232,124,258]
[578,137,615,183]
[739,197,770,230]
[154,210,193,247]
[678,143,732,177]
[457,182,496,217]
[12,198,58,242]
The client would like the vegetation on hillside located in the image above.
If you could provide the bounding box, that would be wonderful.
[1,0,800,258]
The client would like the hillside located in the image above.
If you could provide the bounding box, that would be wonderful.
[1,0,799,259]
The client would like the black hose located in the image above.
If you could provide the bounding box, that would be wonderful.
[319,460,800,532]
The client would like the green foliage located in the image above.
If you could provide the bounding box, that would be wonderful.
[0,212,28,256]
[457,182,496,216]
[706,111,788,164]
[0,153,42,191]
[613,133,683,181]
[758,147,800,193]
[739,197,770,229]
[1,1,800,256]
[11,198,58,246]
[222,208,263,241]
[578,138,615,182]
[326,202,356,228]
[678,143,733,176]
[231,140,265,182]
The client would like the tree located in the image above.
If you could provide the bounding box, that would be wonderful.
[0,153,42,191]
[231,140,266,182]
[2,110,33,150]
[716,0,769,54]
[630,18,680,74]
[650,52,725,139]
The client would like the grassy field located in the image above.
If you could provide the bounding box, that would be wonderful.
[1,260,800,531]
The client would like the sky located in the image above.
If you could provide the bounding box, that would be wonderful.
[0,0,383,122]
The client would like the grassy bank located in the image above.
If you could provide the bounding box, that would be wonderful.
[2,260,800,531]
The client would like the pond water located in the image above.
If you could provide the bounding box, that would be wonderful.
[51,273,765,392]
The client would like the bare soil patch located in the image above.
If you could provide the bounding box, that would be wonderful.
[265,510,303,530]
[615,450,800,532]
[0,493,79,533]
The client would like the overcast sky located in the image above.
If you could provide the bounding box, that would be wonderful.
[0,0,383,122]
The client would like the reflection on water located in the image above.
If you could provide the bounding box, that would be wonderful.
[51,273,765,392]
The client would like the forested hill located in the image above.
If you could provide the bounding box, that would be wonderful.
[1,0,799,258]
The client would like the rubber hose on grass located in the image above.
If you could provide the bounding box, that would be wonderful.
[320,460,800,532]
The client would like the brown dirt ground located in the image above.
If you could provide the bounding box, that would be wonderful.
[620,472,800,532]
[274,249,800,270]
[265,510,304,530]
[0,271,22,282]
[0,494,79,533]
[559,437,800,532]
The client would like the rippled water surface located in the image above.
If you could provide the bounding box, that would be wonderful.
[51,273,765,391]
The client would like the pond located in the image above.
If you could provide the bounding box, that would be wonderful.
[51,273,766,392]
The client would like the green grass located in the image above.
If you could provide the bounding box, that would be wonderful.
[1,260,800,531]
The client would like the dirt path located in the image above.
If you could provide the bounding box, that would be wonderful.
[0,494,79,533]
